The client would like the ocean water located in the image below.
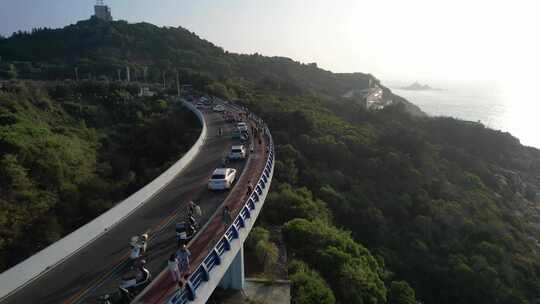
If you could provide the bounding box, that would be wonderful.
[392,84,540,149]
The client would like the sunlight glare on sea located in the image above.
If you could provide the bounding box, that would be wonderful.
[498,80,540,149]
[393,81,540,149]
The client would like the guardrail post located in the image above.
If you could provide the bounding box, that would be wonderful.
[238,212,246,228]
[186,280,196,301]
[224,235,231,251]
[213,248,221,265]
[231,224,239,239]
[201,263,210,281]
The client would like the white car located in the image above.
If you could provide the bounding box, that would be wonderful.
[196,102,205,109]
[213,105,225,112]
[237,122,249,132]
[208,168,237,190]
[228,145,247,160]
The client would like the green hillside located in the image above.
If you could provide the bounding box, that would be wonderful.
[0,80,200,270]
[2,19,540,304]
[0,18,423,116]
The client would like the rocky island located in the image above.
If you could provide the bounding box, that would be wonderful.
[400,81,443,91]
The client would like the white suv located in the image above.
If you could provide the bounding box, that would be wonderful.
[228,145,247,160]
[208,168,237,190]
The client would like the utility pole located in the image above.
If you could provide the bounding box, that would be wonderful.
[117,69,121,82]
[74,67,79,82]
[176,69,180,97]
[126,66,131,83]
[143,66,148,83]
[162,71,166,89]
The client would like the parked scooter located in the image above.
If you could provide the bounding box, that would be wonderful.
[119,260,152,295]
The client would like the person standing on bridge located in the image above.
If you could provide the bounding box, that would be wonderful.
[222,205,232,227]
[188,200,202,223]
[221,153,229,167]
[193,202,202,219]
[247,181,254,196]
[177,244,192,275]
[168,253,182,287]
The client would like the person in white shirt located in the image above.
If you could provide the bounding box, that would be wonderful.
[168,254,182,287]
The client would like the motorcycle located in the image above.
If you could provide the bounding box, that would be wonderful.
[119,261,152,295]
[175,220,197,246]
[129,234,148,261]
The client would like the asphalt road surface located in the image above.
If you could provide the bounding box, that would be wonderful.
[0,105,247,304]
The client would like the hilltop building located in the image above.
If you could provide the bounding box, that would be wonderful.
[94,0,113,21]
[139,86,155,97]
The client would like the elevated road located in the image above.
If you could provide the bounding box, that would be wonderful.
[0,104,245,304]
[134,115,270,303]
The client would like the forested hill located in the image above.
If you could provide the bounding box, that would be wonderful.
[2,18,540,304]
[0,81,200,271]
[0,18,423,115]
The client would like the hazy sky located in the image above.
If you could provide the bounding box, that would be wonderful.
[0,0,539,85]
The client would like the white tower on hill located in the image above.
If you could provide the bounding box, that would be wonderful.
[94,0,113,21]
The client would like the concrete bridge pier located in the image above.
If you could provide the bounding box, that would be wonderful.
[218,245,245,290]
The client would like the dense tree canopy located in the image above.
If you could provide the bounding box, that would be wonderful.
[0,81,199,270]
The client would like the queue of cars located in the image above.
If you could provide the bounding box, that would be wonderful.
[208,107,252,191]
[208,122,251,191]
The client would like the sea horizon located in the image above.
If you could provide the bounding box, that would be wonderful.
[391,82,539,150]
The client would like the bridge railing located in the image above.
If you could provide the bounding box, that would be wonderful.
[166,124,274,304]
[0,99,207,301]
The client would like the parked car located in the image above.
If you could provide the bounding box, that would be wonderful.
[201,97,212,105]
[208,168,237,190]
[213,104,225,112]
[195,102,205,109]
[228,145,247,160]
[232,128,249,142]
[237,122,249,132]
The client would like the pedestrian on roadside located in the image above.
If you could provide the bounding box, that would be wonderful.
[193,203,202,219]
[247,181,253,196]
[187,200,202,219]
[188,201,196,215]
[168,254,182,287]
[222,205,232,227]
[176,244,191,274]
